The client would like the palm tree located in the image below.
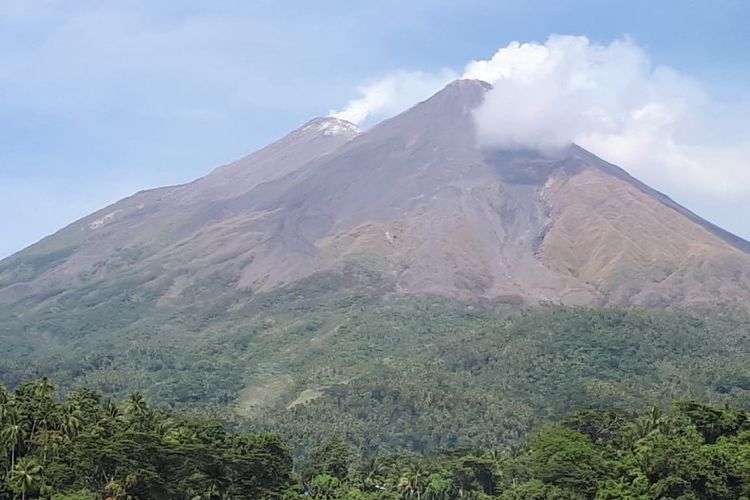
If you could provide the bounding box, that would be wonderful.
[34,429,64,462]
[124,392,153,432]
[400,462,428,500]
[33,402,56,437]
[1,410,27,469]
[0,385,10,422]
[33,377,55,399]
[355,455,388,492]
[200,481,222,499]
[126,392,149,417]
[61,406,83,439]
[620,406,665,451]
[154,416,177,438]
[9,457,42,500]
[102,399,123,426]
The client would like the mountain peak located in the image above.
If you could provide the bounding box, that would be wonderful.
[359,78,492,147]
[303,116,361,138]
[445,78,492,91]
[427,78,492,107]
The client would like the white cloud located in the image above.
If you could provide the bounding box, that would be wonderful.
[330,69,457,124]
[463,35,750,197]
[333,35,750,199]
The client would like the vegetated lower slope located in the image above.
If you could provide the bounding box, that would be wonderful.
[2,377,749,499]
[1,270,748,456]
[293,401,750,499]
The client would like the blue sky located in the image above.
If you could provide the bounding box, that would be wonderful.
[1,0,749,258]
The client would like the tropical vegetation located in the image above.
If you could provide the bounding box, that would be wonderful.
[1,377,749,498]
[1,274,749,457]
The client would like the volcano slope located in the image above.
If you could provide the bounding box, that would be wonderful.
[1,79,749,453]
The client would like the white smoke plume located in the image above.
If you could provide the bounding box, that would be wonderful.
[330,69,457,124]
[464,35,750,197]
[332,35,750,198]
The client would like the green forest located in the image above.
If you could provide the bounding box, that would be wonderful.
[2,274,749,457]
[2,275,750,498]
[0,377,749,499]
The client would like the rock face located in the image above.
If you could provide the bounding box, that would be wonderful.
[2,79,750,309]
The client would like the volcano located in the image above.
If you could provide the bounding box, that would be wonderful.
[3,79,749,310]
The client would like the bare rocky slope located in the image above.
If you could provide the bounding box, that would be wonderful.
[2,79,750,311]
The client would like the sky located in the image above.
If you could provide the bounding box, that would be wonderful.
[1,0,749,259]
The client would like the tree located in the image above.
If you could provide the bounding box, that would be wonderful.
[399,462,428,499]
[563,409,629,444]
[354,455,388,492]
[61,406,83,440]
[34,429,64,462]
[33,377,55,400]
[9,457,42,500]
[424,473,453,500]
[1,410,27,469]
[125,392,149,418]
[310,474,343,499]
[529,425,606,497]
[672,401,744,444]
[305,436,353,481]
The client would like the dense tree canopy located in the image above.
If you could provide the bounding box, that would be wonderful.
[0,377,748,498]
[0,378,291,499]
[289,401,750,499]
[3,286,750,459]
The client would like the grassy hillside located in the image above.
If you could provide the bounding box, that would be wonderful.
[1,268,749,456]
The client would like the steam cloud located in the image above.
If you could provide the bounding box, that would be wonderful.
[333,35,750,198]
[330,69,458,124]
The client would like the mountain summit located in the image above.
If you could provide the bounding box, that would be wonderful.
[2,79,750,310]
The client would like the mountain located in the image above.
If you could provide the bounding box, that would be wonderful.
[2,79,749,310]
[1,80,750,454]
